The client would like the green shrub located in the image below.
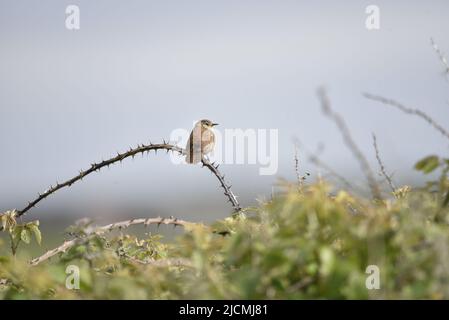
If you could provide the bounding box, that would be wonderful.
[1,176,449,299]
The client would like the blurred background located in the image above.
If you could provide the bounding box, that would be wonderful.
[1,1,448,246]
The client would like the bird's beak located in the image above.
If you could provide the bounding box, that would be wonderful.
[212,123,219,127]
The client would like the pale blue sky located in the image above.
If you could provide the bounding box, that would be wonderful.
[1,0,448,223]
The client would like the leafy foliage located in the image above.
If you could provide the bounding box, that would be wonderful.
[414,154,449,208]
[1,176,449,299]
[1,211,41,256]
[415,155,440,174]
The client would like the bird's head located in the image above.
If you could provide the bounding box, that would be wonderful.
[199,119,219,129]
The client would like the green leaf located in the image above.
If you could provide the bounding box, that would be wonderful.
[20,229,31,244]
[29,225,42,245]
[414,155,440,174]
[12,225,23,240]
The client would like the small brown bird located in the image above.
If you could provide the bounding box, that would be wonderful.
[185,119,218,164]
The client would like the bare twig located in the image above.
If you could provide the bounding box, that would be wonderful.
[293,143,308,192]
[431,37,449,78]
[30,216,195,266]
[293,144,310,193]
[294,144,302,188]
[317,88,382,200]
[372,133,396,193]
[293,138,355,191]
[363,93,449,141]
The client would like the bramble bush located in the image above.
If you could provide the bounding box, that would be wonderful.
[1,152,448,299]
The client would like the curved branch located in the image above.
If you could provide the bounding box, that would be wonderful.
[30,239,76,266]
[10,141,242,221]
[430,37,449,78]
[201,158,241,212]
[30,216,195,266]
[17,143,183,218]
[318,88,382,201]
[363,93,449,141]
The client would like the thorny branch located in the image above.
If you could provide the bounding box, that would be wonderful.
[363,93,449,141]
[292,143,310,193]
[372,133,396,193]
[294,143,304,191]
[201,158,241,212]
[17,143,183,218]
[0,141,241,228]
[30,216,195,266]
[317,88,382,201]
[431,37,449,78]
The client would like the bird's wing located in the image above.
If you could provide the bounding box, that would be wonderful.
[201,130,215,155]
[186,126,203,164]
